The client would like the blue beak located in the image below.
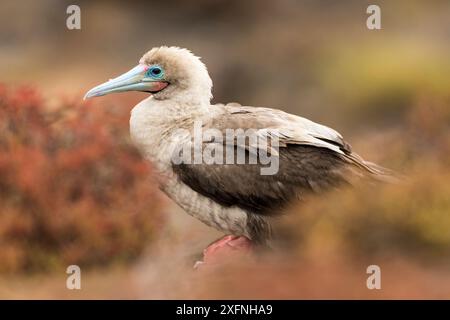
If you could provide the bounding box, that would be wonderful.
[84,64,167,99]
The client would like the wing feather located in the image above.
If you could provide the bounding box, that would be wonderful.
[172,105,394,215]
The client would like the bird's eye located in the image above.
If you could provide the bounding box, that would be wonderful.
[147,66,164,79]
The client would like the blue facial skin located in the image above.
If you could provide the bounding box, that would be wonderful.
[147,65,165,79]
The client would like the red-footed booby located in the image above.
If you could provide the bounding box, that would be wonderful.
[85,46,394,262]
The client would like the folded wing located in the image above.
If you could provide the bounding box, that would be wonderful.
[172,105,394,215]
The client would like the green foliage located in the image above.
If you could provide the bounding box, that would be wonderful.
[318,42,450,126]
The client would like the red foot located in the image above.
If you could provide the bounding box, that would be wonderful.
[194,235,254,268]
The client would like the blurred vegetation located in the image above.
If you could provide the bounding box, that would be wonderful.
[277,93,450,263]
[0,0,449,298]
[318,42,450,127]
[0,85,164,273]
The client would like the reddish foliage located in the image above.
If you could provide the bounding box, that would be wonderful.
[0,86,165,273]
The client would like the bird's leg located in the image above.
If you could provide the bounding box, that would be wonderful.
[194,235,254,268]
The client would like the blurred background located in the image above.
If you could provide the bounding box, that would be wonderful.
[0,0,449,298]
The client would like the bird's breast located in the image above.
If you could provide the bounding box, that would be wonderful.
[129,99,193,176]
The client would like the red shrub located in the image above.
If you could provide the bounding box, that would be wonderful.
[0,85,165,273]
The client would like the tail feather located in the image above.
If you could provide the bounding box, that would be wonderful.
[345,152,402,184]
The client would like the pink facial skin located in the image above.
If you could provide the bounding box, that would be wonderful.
[151,81,169,92]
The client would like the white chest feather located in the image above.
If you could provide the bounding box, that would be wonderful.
[130,98,187,173]
[129,97,249,236]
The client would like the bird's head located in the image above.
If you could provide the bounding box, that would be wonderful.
[84,46,213,104]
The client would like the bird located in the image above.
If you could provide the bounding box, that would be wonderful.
[84,46,394,262]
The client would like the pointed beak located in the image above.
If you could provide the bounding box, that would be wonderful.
[84,64,168,100]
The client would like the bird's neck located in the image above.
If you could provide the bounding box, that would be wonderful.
[147,96,211,121]
[165,92,211,108]
[130,96,212,173]
[154,83,212,108]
